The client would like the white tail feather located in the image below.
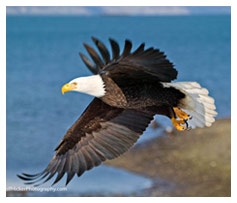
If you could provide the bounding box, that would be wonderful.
[162,82,217,129]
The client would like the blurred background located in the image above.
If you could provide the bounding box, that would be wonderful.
[6,6,230,197]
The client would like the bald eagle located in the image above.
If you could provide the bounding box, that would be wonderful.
[17,37,217,186]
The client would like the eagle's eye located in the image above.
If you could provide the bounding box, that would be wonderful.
[71,82,77,86]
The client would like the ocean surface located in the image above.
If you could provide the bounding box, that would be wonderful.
[6,15,231,196]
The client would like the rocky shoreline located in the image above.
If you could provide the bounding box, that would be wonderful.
[106,118,231,197]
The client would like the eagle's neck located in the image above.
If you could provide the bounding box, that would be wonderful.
[71,75,106,97]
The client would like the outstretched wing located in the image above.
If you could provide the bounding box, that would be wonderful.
[17,98,154,186]
[79,37,178,83]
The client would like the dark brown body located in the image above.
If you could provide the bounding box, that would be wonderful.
[101,74,185,118]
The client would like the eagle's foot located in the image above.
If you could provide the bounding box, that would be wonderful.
[171,118,186,131]
[173,107,190,120]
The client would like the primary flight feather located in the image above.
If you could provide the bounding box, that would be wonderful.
[17,37,217,186]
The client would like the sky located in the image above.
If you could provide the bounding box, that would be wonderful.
[6,6,231,16]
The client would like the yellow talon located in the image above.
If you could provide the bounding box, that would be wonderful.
[173,107,190,120]
[171,117,185,131]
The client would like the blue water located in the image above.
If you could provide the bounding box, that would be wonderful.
[6,15,231,196]
[7,165,152,196]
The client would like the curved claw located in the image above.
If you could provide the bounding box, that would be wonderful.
[184,119,188,128]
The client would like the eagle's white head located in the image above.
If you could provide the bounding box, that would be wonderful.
[61,75,106,97]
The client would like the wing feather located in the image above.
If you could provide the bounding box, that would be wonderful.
[92,36,110,64]
[121,40,132,58]
[80,37,177,82]
[18,98,154,185]
[109,38,120,60]
[79,53,98,74]
[76,151,87,177]
[132,43,145,55]
[83,43,104,69]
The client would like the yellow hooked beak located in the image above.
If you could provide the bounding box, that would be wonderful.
[61,83,77,95]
